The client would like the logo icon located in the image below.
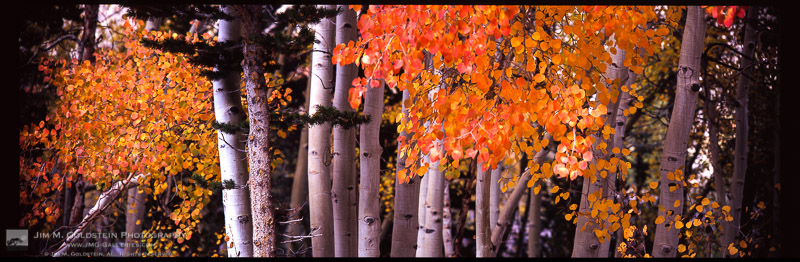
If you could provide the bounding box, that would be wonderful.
[6,229,28,251]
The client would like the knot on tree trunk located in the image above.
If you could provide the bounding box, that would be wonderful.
[659,244,672,254]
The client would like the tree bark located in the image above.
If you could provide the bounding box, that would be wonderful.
[332,6,359,257]
[230,5,276,257]
[442,182,454,257]
[64,5,100,229]
[652,6,705,258]
[722,7,757,257]
[490,167,501,231]
[307,5,337,257]
[527,182,541,258]
[213,6,254,257]
[476,160,493,257]
[414,163,430,257]
[488,138,550,257]
[572,34,627,258]
[124,187,146,255]
[420,149,444,257]
[286,70,311,255]
[78,4,98,62]
[69,180,86,227]
[610,48,636,259]
[390,90,421,257]
[358,79,384,257]
[705,64,726,258]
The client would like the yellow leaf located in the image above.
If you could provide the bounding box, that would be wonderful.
[551,186,560,194]
[534,73,545,83]
[695,205,703,212]
[728,244,738,255]
[649,181,658,190]
[702,198,710,206]
[673,200,680,208]
[693,218,702,227]
[511,36,523,47]
[612,147,621,154]
[722,205,731,212]
[277,130,287,139]
[565,213,573,221]
[757,201,766,209]
[678,244,686,253]
[622,148,630,156]
[552,54,562,65]
[712,201,720,209]
[570,204,578,210]
[675,220,684,229]
[534,185,541,195]
[655,216,665,225]
[739,240,747,248]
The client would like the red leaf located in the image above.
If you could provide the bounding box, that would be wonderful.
[737,7,746,18]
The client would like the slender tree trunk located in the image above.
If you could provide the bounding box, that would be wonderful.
[488,138,550,257]
[124,187,146,255]
[213,7,253,257]
[77,4,98,62]
[722,7,757,257]
[443,182,454,257]
[415,167,430,257]
[65,5,99,228]
[652,6,705,258]
[415,51,436,257]
[332,6,359,257]
[515,186,530,258]
[611,49,636,258]
[705,74,726,258]
[231,5,276,257]
[572,34,627,258]
[476,160,493,257]
[307,5,336,257]
[490,167,501,231]
[69,180,86,227]
[527,183,541,258]
[358,79,384,257]
[420,149,444,257]
[771,75,781,257]
[286,72,311,254]
[390,90,420,257]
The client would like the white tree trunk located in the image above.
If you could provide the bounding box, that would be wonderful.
[527,183,542,258]
[476,160,493,257]
[332,6,359,257]
[357,80,384,257]
[488,137,550,257]
[308,5,337,257]
[414,165,430,257]
[442,182,454,257]
[390,90,420,257]
[490,167,501,231]
[124,187,146,255]
[571,33,628,258]
[723,7,757,257]
[420,153,444,257]
[213,8,253,257]
[286,73,311,253]
[652,6,705,258]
